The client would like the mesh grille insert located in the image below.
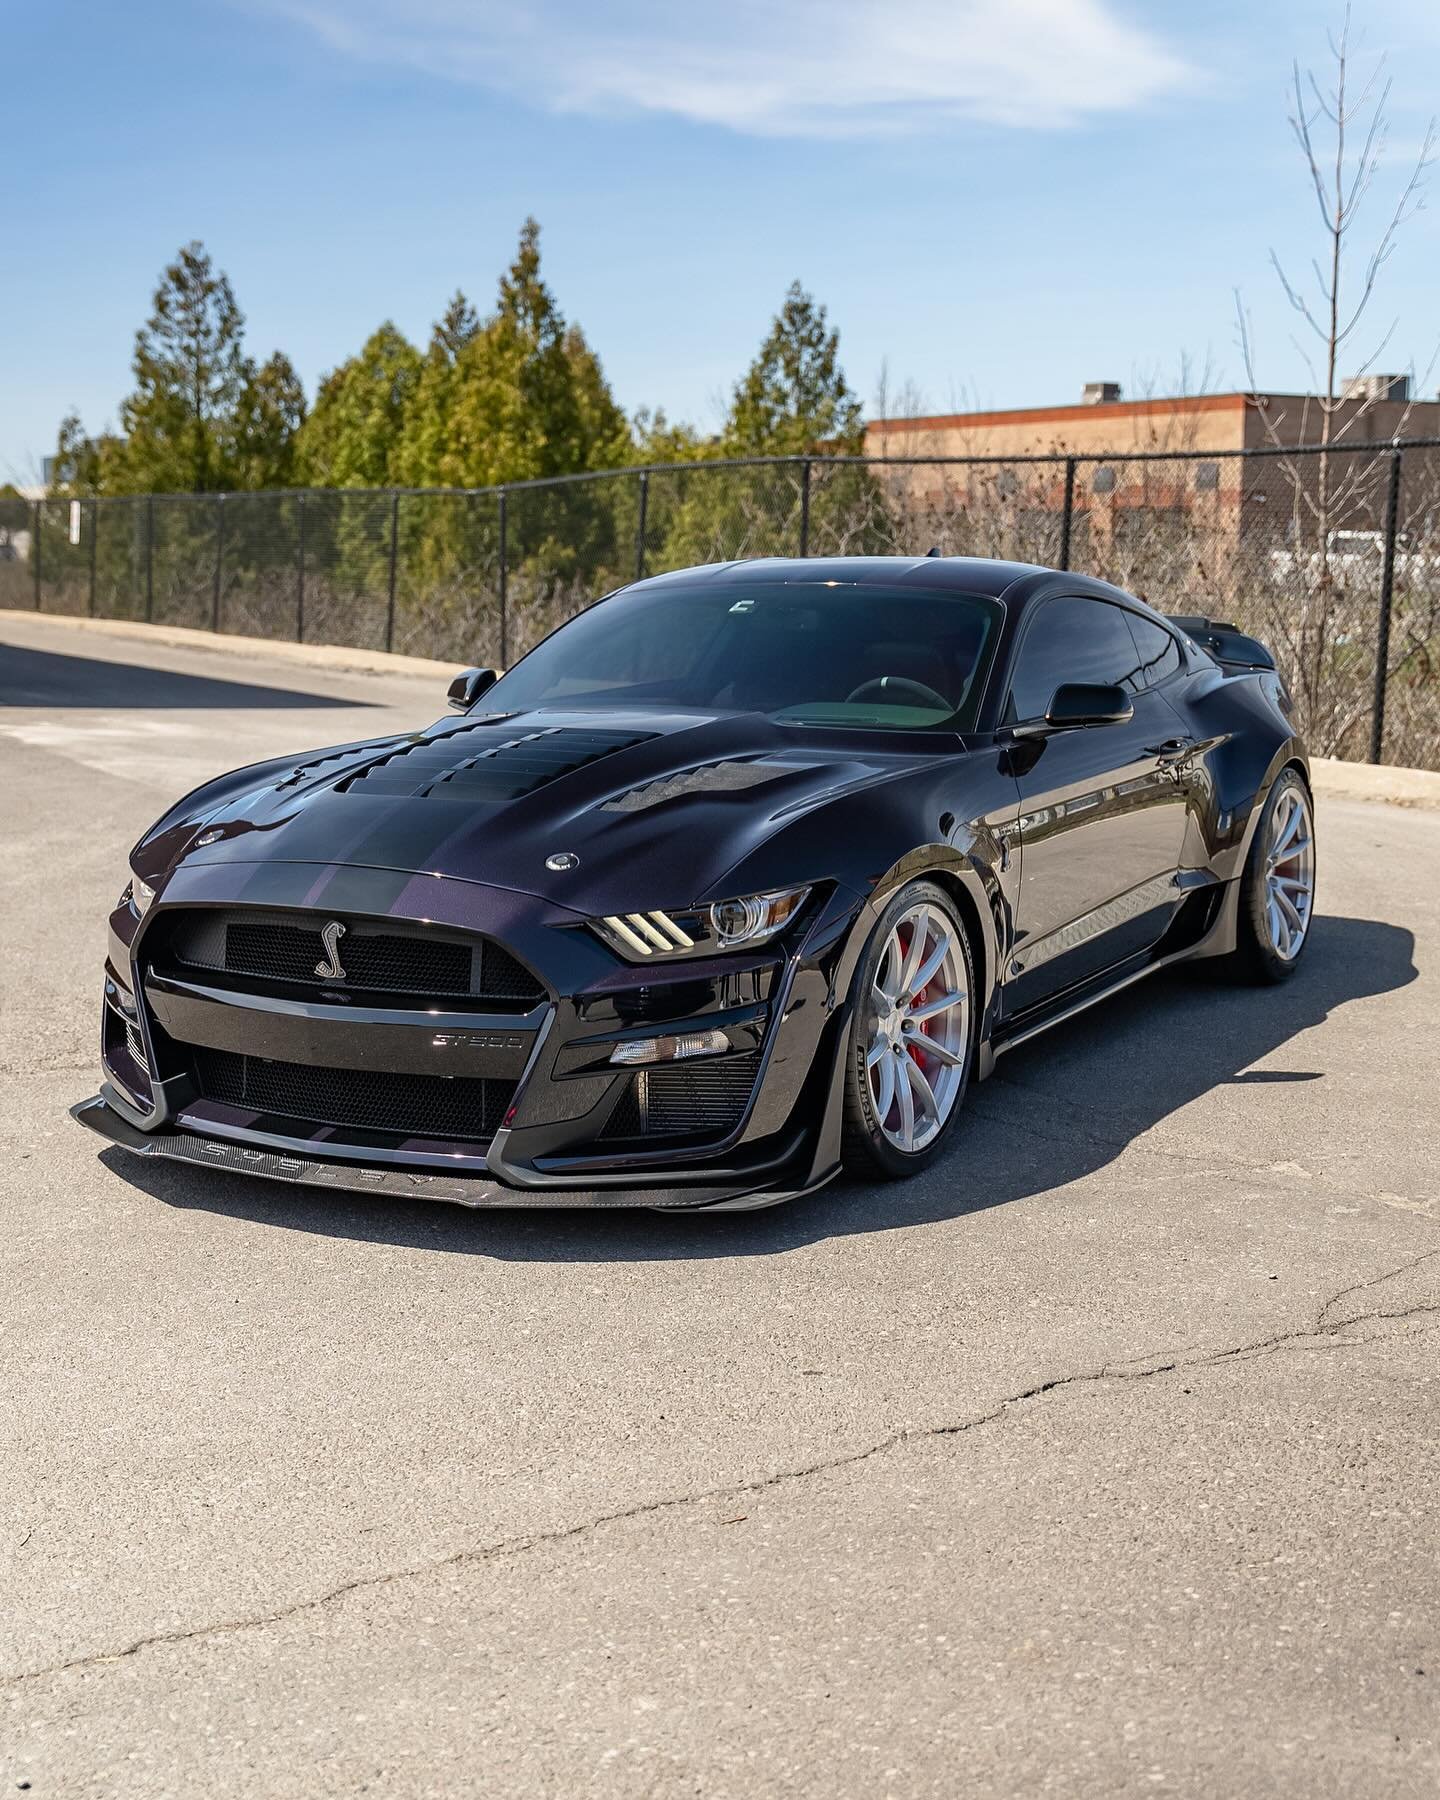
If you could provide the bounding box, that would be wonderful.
[163,911,543,1005]
[192,1049,513,1144]
[600,1053,760,1142]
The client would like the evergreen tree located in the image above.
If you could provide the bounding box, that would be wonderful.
[296,323,421,488]
[631,407,721,464]
[724,281,863,455]
[117,242,250,492]
[651,282,878,571]
[49,414,115,494]
[433,290,481,360]
[234,352,306,489]
[394,292,480,487]
[441,219,630,488]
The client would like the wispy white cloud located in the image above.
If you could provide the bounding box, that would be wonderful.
[257,0,1191,135]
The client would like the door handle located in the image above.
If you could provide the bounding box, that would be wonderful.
[1146,736,1195,760]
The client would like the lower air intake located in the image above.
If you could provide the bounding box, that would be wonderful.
[191,1049,514,1144]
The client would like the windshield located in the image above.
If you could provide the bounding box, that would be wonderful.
[483,581,1003,730]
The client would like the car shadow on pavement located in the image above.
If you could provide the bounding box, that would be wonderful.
[100,911,1418,1261]
[0,644,372,710]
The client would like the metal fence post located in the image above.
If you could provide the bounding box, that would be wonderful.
[1058,457,1077,571]
[1368,446,1404,765]
[88,499,98,615]
[635,470,649,581]
[799,459,812,558]
[211,495,226,632]
[498,489,509,667]
[144,497,154,622]
[295,492,307,642]
[32,499,41,609]
[385,493,400,653]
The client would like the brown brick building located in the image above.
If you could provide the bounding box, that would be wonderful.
[865,383,1440,463]
[863,383,1440,562]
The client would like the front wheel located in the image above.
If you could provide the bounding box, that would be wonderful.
[841,880,976,1179]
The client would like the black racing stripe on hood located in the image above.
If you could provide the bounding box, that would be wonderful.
[336,724,656,802]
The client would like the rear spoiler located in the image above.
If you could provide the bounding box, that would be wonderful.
[1167,614,1276,673]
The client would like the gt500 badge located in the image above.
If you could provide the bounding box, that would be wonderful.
[430,1031,527,1051]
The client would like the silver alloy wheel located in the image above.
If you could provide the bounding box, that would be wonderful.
[1264,782,1316,961]
[866,902,970,1154]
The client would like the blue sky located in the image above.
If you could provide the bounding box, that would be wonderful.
[3,0,1438,483]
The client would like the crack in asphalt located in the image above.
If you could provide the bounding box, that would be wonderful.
[5,1251,1438,1694]
[1315,1244,1440,1328]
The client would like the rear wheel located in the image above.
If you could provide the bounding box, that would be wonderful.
[1229,768,1316,983]
[842,880,975,1179]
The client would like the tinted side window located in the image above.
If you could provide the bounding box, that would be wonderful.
[1123,612,1183,690]
[1006,598,1143,722]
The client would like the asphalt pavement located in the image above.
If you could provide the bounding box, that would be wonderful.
[2,610,1437,1798]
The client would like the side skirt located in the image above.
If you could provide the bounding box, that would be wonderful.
[987,878,1235,1063]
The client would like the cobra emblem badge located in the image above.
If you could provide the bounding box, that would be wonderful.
[314,920,348,982]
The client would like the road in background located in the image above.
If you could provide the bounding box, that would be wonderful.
[3,611,1437,1798]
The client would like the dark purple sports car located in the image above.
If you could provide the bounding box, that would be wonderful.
[73,556,1315,1211]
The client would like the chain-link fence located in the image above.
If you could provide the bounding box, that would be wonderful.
[14,440,1440,768]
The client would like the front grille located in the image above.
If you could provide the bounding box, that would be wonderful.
[164,911,543,1006]
[600,1053,760,1142]
[125,1022,149,1072]
[192,1048,513,1143]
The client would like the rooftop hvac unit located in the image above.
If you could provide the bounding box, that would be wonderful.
[1341,374,1411,403]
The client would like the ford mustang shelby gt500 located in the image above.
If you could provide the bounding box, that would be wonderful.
[73,555,1316,1211]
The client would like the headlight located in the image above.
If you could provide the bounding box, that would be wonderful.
[124,875,156,919]
[594,885,811,961]
[709,887,809,947]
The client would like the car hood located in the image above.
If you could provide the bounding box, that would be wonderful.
[145,707,960,914]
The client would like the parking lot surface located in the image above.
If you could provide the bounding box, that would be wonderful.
[3,611,1437,1798]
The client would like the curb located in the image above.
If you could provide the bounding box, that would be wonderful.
[0,608,462,681]
[1309,755,1440,812]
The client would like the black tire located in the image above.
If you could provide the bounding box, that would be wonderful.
[841,879,976,1180]
[1227,767,1316,984]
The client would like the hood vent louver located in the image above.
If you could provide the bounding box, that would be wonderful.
[601,759,812,814]
[274,742,392,791]
[336,724,656,802]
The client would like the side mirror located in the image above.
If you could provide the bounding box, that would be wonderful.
[1015,682,1134,737]
[447,667,498,712]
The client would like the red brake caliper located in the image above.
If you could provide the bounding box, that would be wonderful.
[908,927,934,1071]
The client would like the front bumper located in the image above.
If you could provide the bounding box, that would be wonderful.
[70,1091,836,1212]
[79,861,863,1211]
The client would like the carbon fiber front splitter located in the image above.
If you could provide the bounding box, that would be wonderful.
[70,1094,833,1213]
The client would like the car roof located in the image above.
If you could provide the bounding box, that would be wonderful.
[633,554,1050,599]
[628,553,1172,613]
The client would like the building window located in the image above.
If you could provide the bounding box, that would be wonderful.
[1195,462,1219,491]
[1091,466,1116,494]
